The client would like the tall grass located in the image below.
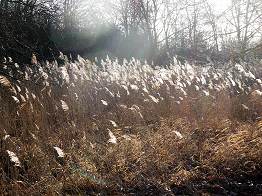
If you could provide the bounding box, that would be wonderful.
[0,56,261,194]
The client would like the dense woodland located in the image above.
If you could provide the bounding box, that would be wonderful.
[0,0,262,64]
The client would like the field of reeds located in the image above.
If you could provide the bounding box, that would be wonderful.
[0,56,262,195]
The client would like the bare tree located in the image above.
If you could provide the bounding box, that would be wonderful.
[204,1,219,52]
[224,0,262,59]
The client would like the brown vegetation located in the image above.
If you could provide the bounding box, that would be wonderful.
[0,58,262,195]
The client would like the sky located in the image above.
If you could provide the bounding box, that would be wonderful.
[208,0,231,13]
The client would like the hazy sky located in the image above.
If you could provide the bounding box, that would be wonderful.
[208,0,231,13]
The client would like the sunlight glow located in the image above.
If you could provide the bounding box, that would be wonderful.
[208,0,231,13]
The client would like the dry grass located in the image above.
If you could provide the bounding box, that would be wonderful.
[0,58,262,195]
